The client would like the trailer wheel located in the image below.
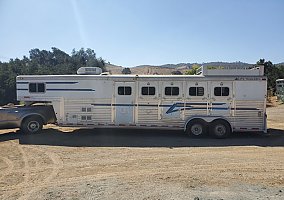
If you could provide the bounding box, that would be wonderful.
[210,120,231,139]
[21,116,43,134]
[186,119,207,137]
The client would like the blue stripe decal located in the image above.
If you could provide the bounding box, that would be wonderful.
[113,104,134,107]
[17,88,94,91]
[212,103,226,105]
[91,103,112,106]
[91,104,175,107]
[16,82,29,84]
[137,104,160,107]
[17,82,78,84]
[46,89,95,91]
[45,82,78,84]
[91,103,253,114]
[139,104,173,107]
[17,88,28,91]
[235,108,259,111]
[212,107,229,110]
[12,98,259,112]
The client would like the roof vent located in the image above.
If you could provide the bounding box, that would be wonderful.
[77,67,102,75]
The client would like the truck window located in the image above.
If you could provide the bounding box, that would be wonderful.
[189,87,204,96]
[214,87,229,96]
[141,87,155,95]
[165,87,179,96]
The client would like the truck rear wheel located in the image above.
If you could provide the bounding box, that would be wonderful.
[186,119,207,137]
[210,120,231,139]
[21,116,43,134]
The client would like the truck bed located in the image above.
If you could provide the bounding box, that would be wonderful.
[0,104,56,130]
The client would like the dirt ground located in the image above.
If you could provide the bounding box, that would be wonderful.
[0,101,284,199]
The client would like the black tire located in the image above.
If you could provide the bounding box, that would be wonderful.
[186,119,207,137]
[210,120,231,139]
[21,116,43,134]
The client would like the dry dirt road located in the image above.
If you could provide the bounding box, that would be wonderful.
[0,104,284,200]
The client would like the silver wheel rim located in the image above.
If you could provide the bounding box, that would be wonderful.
[27,121,40,132]
[214,124,226,136]
[191,124,203,136]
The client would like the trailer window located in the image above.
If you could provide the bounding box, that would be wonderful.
[141,87,155,95]
[81,115,92,121]
[82,107,92,112]
[214,87,229,96]
[165,87,179,96]
[118,86,132,95]
[189,87,204,96]
[29,83,45,93]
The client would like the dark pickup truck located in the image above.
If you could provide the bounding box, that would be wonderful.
[0,104,56,134]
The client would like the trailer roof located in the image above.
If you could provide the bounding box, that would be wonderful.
[16,74,267,82]
[17,74,205,78]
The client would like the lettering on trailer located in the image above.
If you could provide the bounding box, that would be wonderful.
[235,77,263,81]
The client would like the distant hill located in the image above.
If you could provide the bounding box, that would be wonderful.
[135,63,192,69]
[105,63,123,74]
[106,61,253,75]
[135,62,251,69]
[276,62,284,66]
[201,62,252,68]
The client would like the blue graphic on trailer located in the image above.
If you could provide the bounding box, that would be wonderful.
[165,102,227,114]
[166,103,189,114]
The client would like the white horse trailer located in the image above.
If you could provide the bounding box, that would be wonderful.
[16,65,267,138]
[276,79,284,102]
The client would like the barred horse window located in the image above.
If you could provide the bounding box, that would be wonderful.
[165,87,179,96]
[142,87,155,95]
[189,87,204,96]
[214,87,229,96]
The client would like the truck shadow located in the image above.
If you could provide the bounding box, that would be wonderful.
[0,128,284,147]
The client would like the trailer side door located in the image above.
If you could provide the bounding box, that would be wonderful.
[114,82,135,125]
[210,81,233,117]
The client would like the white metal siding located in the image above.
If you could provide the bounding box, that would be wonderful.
[233,100,265,130]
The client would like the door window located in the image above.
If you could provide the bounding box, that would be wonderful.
[118,86,132,95]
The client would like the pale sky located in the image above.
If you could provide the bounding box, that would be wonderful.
[0,0,283,67]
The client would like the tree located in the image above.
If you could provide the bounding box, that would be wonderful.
[171,70,182,75]
[257,59,265,65]
[122,67,131,74]
[71,48,106,72]
[185,64,200,75]
[257,59,280,91]
[0,47,107,105]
